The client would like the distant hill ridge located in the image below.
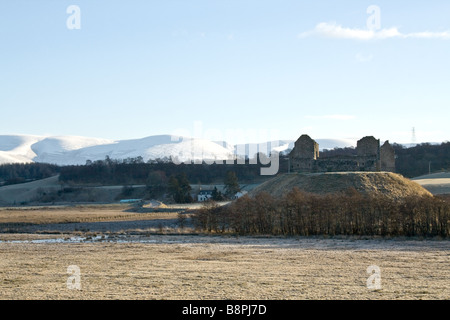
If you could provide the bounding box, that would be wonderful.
[0,134,357,166]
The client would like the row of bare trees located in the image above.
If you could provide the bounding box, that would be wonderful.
[192,188,449,237]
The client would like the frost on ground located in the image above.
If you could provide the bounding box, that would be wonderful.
[0,236,448,300]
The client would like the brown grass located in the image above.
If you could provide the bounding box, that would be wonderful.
[250,172,432,200]
[413,178,450,195]
[0,205,448,300]
[0,238,448,300]
[0,205,179,225]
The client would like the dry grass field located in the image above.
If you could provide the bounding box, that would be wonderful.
[0,204,179,225]
[413,179,450,195]
[0,205,448,300]
[0,237,449,300]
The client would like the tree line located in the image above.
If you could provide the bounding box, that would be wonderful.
[320,142,450,178]
[58,155,284,186]
[0,163,60,186]
[192,189,449,237]
[123,171,241,204]
[393,142,450,178]
[1,142,450,187]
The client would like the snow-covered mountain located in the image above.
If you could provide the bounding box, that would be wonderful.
[233,138,357,157]
[52,135,237,166]
[0,134,236,165]
[0,134,358,166]
[0,135,42,164]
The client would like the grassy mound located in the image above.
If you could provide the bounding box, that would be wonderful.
[250,172,432,200]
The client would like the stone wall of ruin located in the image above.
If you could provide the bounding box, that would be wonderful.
[380,141,395,172]
[289,134,395,173]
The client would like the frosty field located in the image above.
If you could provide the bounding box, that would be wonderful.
[0,235,448,300]
[0,205,448,300]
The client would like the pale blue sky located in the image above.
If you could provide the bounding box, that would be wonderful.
[1,1,449,144]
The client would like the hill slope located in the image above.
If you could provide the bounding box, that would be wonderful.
[412,172,450,195]
[0,175,61,206]
[0,135,235,165]
[249,172,433,200]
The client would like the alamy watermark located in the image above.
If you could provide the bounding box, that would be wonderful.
[170,121,281,176]
[367,5,381,31]
[66,5,81,30]
[366,265,382,290]
[67,265,81,290]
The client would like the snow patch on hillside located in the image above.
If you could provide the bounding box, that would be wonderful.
[0,135,43,164]
[0,134,359,166]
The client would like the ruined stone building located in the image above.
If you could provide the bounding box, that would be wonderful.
[289,134,395,173]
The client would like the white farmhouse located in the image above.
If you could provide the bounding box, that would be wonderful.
[198,190,214,202]
[234,190,248,199]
